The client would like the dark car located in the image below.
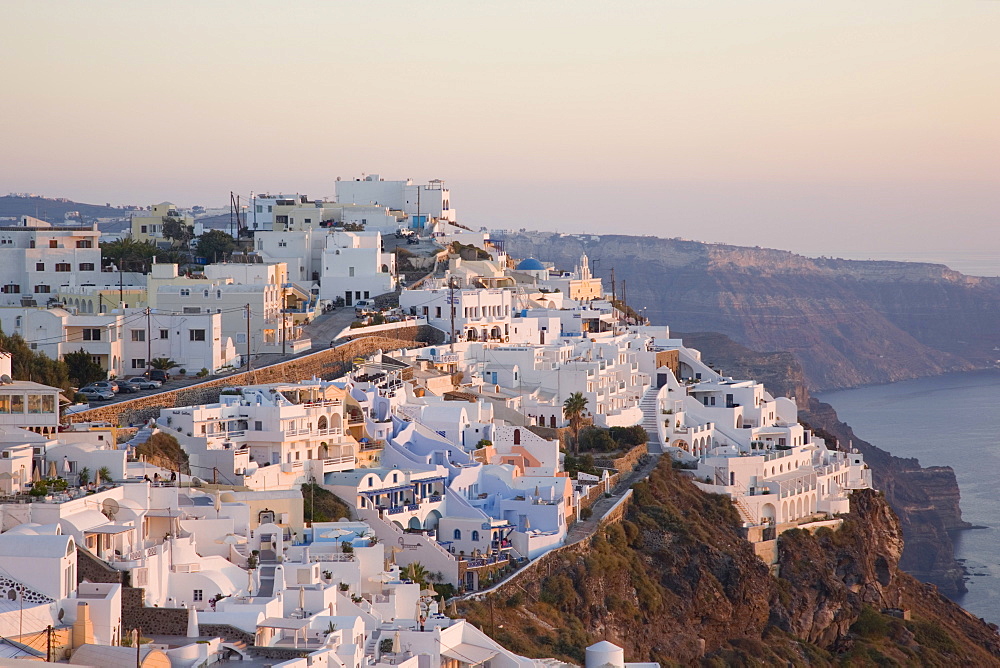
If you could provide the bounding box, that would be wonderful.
[116,383,139,394]
[145,369,171,382]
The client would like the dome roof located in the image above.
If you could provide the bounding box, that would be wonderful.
[516,258,545,271]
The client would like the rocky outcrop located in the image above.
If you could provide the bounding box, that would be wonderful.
[503,232,1000,390]
[459,463,1000,666]
[677,330,970,596]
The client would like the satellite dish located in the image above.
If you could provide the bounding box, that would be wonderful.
[102,498,120,520]
[0,374,12,384]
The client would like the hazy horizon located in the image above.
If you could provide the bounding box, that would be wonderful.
[2,1,998,268]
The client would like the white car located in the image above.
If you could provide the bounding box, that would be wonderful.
[126,377,161,390]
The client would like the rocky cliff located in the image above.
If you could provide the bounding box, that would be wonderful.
[503,232,1000,390]
[459,463,1000,666]
[678,330,970,596]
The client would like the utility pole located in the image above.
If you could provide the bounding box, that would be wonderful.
[145,307,152,377]
[610,268,616,306]
[229,191,235,238]
[245,303,252,372]
[46,624,52,662]
[622,279,628,323]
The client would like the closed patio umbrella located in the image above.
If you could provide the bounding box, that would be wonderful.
[32,465,41,483]
[47,461,58,479]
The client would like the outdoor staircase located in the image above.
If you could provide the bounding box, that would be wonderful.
[639,388,662,449]
[220,640,249,660]
[732,495,756,525]
[124,424,156,452]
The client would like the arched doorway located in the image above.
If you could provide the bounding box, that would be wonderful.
[407,517,422,531]
[761,503,776,523]
[317,415,328,431]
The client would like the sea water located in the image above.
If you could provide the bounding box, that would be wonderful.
[818,369,1000,624]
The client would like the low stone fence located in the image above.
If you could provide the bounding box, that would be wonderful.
[595,442,648,475]
[66,333,427,427]
[334,317,428,341]
[199,623,255,646]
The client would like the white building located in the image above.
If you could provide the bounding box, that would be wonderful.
[0,216,102,307]
[320,231,396,305]
[336,174,455,225]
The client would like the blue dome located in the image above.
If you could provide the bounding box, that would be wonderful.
[516,258,545,271]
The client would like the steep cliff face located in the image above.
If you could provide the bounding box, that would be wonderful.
[503,232,1000,390]
[459,464,1000,666]
[677,330,969,595]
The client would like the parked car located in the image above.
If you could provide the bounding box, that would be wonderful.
[126,377,161,390]
[89,380,119,393]
[354,299,376,315]
[116,383,139,394]
[78,387,114,401]
[145,369,171,382]
[406,235,420,245]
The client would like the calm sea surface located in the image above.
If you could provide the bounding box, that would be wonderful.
[818,369,1000,624]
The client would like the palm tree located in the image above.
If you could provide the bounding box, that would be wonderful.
[563,392,589,454]
[400,562,429,586]
[77,467,90,487]
[149,358,179,371]
[97,466,113,484]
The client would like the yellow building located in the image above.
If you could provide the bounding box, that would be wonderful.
[130,202,195,246]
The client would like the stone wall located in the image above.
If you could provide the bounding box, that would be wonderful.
[120,586,189,635]
[250,646,312,660]
[199,623,255,646]
[596,443,648,475]
[67,334,427,427]
[77,546,124,584]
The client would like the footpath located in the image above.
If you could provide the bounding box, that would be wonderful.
[564,452,661,545]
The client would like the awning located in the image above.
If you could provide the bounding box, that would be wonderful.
[258,618,311,630]
[85,524,135,535]
[441,644,498,665]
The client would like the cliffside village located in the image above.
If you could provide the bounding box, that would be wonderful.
[0,177,870,666]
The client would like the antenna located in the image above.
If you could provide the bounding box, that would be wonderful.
[102,498,120,520]
[0,374,12,385]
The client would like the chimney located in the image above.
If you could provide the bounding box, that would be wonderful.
[72,602,94,648]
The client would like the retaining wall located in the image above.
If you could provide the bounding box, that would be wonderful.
[67,334,427,427]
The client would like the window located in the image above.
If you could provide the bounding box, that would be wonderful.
[183,307,201,314]
[91,356,101,366]
[193,590,203,602]
[76,239,93,248]
[35,262,44,271]
[363,291,370,299]
[2,284,20,294]
[159,329,169,339]
[49,240,57,248]
[131,329,145,342]
[131,359,145,369]
[55,263,71,272]
[256,205,263,213]
[140,225,148,233]
[348,267,355,277]
[180,288,190,296]
[190,329,206,341]
[237,333,246,343]
[79,263,95,271]
[453,529,462,540]
[435,307,442,318]
[472,531,480,542]
[254,421,262,431]
[82,328,101,341]
[34,285,50,293]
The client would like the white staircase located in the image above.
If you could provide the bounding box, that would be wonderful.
[124,424,156,452]
[639,387,663,450]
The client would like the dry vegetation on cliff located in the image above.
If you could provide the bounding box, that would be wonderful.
[458,462,1000,666]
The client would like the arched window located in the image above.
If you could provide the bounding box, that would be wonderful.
[453,529,462,540]
[317,415,328,430]
[513,429,520,445]
[472,531,480,542]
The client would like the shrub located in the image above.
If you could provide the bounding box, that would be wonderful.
[580,507,593,520]
[179,368,187,375]
[196,368,209,378]
[379,638,394,653]
[609,425,648,447]
[577,427,616,452]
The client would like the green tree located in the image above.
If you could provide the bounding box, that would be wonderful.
[149,357,179,371]
[161,217,195,246]
[78,467,91,486]
[400,562,429,586]
[100,237,157,271]
[0,330,72,391]
[196,230,237,262]
[63,348,107,387]
[562,392,589,454]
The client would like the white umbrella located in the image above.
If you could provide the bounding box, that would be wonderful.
[47,461,58,479]
[62,456,71,474]
[92,468,101,486]
[214,490,222,517]
[298,585,306,613]
[320,528,353,540]
[215,533,245,545]
[392,630,401,654]
[523,516,531,530]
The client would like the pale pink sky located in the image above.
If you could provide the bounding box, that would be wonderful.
[1,1,998,262]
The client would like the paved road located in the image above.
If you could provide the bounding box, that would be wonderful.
[301,308,364,348]
[564,452,661,545]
